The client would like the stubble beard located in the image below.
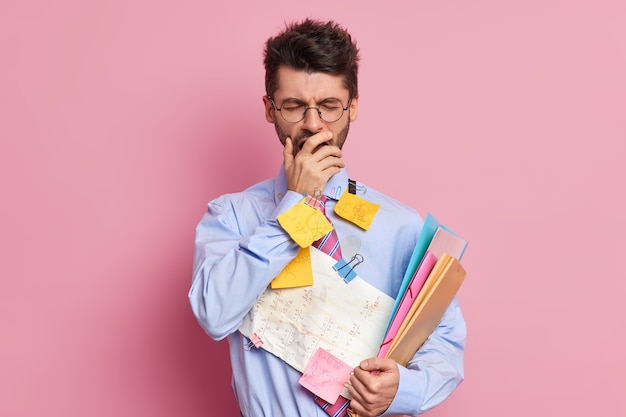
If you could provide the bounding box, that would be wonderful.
[274,122,351,157]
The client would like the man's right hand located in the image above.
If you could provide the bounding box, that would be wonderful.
[283,131,345,196]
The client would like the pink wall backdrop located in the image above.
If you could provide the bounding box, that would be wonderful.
[2,1,625,416]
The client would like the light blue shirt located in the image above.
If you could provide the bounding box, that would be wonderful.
[189,167,466,416]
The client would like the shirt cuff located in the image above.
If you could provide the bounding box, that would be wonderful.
[380,364,423,417]
[272,190,304,218]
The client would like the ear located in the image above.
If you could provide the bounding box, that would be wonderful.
[348,96,359,122]
[263,95,276,123]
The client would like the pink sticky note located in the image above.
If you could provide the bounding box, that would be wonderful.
[299,348,353,404]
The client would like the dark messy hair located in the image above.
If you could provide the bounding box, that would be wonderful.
[263,19,360,99]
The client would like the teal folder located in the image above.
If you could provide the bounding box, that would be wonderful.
[386,213,467,331]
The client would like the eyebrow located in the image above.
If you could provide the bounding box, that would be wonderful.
[278,97,345,105]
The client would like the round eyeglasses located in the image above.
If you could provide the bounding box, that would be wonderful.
[269,97,350,123]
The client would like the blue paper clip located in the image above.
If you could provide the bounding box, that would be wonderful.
[333,254,364,283]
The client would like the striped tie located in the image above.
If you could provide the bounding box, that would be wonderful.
[315,395,352,417]
[312,196,342,261]
[311,196,352,416]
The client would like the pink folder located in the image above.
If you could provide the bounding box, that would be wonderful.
[377,250,438,358]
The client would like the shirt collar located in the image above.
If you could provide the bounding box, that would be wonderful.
[274,165,350,204]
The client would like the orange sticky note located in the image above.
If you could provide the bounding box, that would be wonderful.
[278,199,333,247]
[271,247,314,289]
[299,348,353,405]
[334,191,380,230]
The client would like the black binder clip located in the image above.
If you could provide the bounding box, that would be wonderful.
[348,178,357,194]
[333,253,364,283]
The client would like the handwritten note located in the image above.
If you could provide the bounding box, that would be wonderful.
[299,348,353,404]
[278,199,333,247]
[239,247,394,374]
[271,247,314,289]
[334,192,380,230]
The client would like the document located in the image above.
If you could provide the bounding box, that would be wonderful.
[239,247,394,373]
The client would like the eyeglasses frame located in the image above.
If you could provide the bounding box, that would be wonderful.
[267,96,352,124]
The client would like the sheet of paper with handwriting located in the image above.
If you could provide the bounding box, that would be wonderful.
[239,246,394,372]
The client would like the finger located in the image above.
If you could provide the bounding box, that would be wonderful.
[347,372,386,417]
[299,131,333,153]
[345,380,371,417]
[347,370,367,396]
[345,383,365,414]
[283,137,294,166]
[358,357,396,373]
[322,165,344,180]
[351,359,396,397]
[314,152,345,167]
[347,400,367,417]
[308,144,343,161]
[351,366,374,391]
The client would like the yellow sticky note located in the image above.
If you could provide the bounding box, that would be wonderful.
[334,191,380,230]
[271,247,314,289]
[278,199,333,247]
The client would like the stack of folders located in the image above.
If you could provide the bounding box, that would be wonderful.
[378,213,468,367]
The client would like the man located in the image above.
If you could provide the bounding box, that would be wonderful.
[189,19,465,417]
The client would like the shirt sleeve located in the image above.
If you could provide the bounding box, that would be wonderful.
[188,190,303,340]
[382,297,466,416]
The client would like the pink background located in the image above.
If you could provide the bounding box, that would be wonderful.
[2,1,625,416]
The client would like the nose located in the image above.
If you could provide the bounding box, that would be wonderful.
[300,106,325,132]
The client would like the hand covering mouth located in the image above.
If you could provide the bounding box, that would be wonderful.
[296,135,329,153]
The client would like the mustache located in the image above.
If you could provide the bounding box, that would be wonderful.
[294,132,334,150]
[294,132,314,145]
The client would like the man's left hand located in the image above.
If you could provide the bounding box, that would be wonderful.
[345,357,399,417]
